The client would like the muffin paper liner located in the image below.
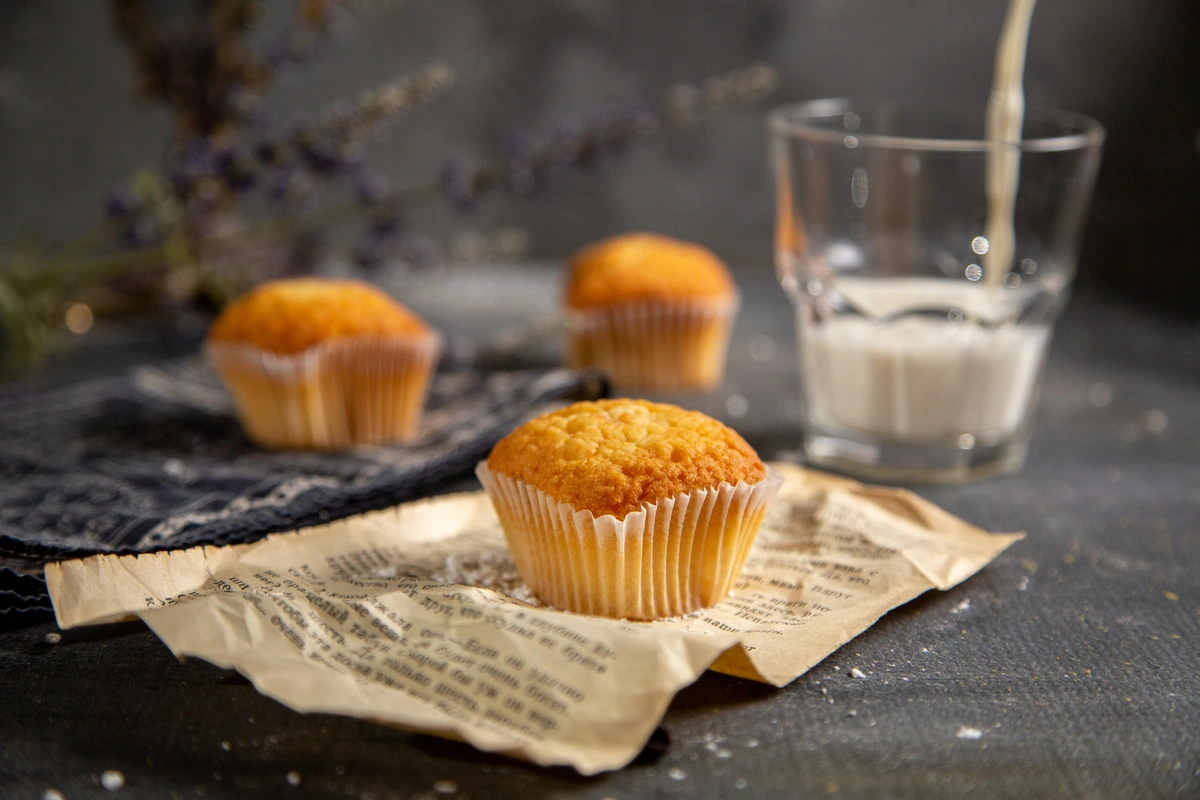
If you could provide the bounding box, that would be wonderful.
[476,462,783,620]
[566,296,739,391]
[206,333,440,450]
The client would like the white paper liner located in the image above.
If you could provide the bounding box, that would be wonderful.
[566,296,739,390]
[476,462,782,620]
[205,333,441,449]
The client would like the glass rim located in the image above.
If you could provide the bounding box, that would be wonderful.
[768,98,1105,153]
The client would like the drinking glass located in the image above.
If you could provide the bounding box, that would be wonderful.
[770,99,1104,482]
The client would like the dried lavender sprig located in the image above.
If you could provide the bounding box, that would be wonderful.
[103,61,454,251]
[99,62,777,271]
[8,62,779,353]
[429,62,779,212]
[349,64,779,266]
[666,62,780,125]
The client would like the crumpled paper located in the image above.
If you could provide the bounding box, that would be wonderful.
[46,462,1021,774]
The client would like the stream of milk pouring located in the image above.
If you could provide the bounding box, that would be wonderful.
[983,0,1038,288]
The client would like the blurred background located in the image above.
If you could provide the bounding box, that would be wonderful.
[0,0,1196,374]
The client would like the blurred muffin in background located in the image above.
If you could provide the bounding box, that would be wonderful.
[564,233,738,391]
[206,278,440,449]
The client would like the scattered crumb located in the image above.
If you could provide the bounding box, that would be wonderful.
[1164,591,1179,602]
[847,710,858,717]
[704,741,719,752]
[285,772,300,787]
[44,632,62,645]
[1018,577,1030,591]
[950,598,971,614]
[1020,559,1038,573]
[749,335,777,362]
[956,726,983,740]
[220,741,231,752]
[433,780,457,794]
[716,749,732,759]
[668,767,687,781]
[746,739,759,748]
[1088,383,1112,407]
[334,766,345,776]
[849,668,866,679]
[725,393,749,419]
[101,771,125,791]
[43,790,65,800]
[735,778,748,789]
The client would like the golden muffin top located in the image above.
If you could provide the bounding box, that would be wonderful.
[207,278,430,354]
[564,234,735,309]
[487,398,766,519]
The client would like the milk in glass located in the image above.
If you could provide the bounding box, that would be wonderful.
[801,0,1042,446]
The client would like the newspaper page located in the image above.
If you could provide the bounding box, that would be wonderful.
[46,462,1022,774]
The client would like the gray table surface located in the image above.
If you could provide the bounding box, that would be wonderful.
[1,266,1197,799]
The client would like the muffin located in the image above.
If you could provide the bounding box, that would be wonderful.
[476,399,781,620]
[564,234,739,391]
[205,278,440,449]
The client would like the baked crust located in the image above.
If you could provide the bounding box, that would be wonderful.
[208,278,430,355]
[564,234,735,310]
[487,398,766,519]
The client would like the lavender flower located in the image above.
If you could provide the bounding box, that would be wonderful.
[353,168,391,206]
[441,158,478,212]
[214,147,256,192]
[104,188,138,219]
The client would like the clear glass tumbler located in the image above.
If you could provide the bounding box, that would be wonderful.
[770,99,1104,482]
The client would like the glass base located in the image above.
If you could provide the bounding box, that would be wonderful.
[801,430,1029,485]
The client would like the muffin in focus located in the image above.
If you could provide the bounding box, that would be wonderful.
[477,398,781,619]
[564,234,738,391]
[206,278,440,449]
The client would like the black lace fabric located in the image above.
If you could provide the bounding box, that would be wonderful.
[0,360,606,622]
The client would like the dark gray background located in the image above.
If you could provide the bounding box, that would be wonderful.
[0,0,1197,314]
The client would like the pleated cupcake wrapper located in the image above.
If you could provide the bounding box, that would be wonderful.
[566,296,739,391]
[476,462,782,620]
[205,333,441,450]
